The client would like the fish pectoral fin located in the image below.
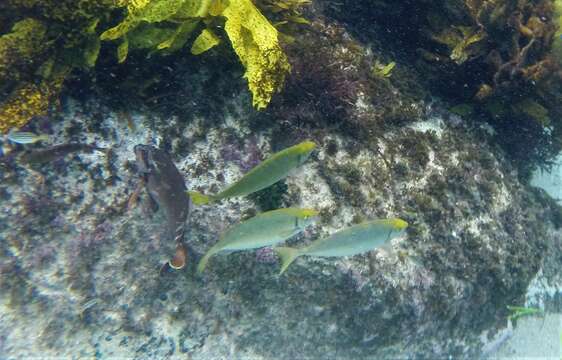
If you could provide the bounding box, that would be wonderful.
[197,247,219,273]
[385,229,392,242]
[279,228,299,240]
[377,242,393,254]
[146,192,159,213]
[274,247,300,275]
[127,179,145,211]
[376,230,394,254]
[38,134,50,142]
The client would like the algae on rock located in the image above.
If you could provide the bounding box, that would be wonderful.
[0,19,48,85]
[0,80,64,134]
[0,0,295,133]
[101,0,291,110]
[222,0,291,110]
[325,0,562,173]
[0,0,117,133]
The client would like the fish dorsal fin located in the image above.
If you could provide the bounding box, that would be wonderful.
[278,228,298,240]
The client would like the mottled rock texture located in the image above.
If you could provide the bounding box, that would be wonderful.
[0,3,561,359]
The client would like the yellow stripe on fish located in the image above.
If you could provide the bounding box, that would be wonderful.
[275,218,408,275]
[197,207,319,273]
[189,140,316,205]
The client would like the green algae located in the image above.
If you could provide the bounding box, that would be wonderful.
[101,0,291,110]
[514,99,550,127]
[191,28,221,55]
[248,180,288,212]
[0,0,299,133]
[222,0,291,109]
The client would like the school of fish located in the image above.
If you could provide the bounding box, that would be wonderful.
[5,132,409,277]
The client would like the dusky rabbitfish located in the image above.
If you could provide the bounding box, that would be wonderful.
[134,144,192,272]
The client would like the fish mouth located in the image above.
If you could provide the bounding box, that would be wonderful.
[299,141,316,153]
[301,208,319,218]
[391,218,408,230]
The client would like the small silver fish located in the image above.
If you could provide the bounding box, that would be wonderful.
[7,130,49,144]
[78,298,99,318]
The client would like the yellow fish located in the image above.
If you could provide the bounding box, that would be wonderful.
[197,208,318,273]
[275,218,408,274]
[189,140,316,205]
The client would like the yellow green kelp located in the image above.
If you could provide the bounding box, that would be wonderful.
[0,0,297,133]
[253,0,311,43]
[432,26,486,65]
[222,0,291,109]
[101,0,291,110]
[0,0,118,133]
[0,79,64,134]
[371,60,396,78]
[99,0,202,43]
[0,19,48,84]
[191,28,221,55]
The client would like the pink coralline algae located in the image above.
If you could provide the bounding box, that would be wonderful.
[255,247,278,264]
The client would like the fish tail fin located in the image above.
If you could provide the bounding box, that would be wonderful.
[38,134,49,142]
[378,242,393,254]
[197,249,215,273]
[188,191,212,205]
[274,247,301,275]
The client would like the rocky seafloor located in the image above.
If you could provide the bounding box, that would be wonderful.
[1,7,562,360]
[1,91,561,358]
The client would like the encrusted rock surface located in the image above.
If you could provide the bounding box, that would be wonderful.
[1,91,560,358]
[1,5,561,360]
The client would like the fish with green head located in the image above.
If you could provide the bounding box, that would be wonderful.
[275,218,408,274]
[189,140,316,205]
[197,207,319,273]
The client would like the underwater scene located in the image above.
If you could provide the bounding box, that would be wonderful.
[1,0,562,359]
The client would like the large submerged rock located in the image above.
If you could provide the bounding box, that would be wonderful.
[1,4,561,359]
[1,95,560,358]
